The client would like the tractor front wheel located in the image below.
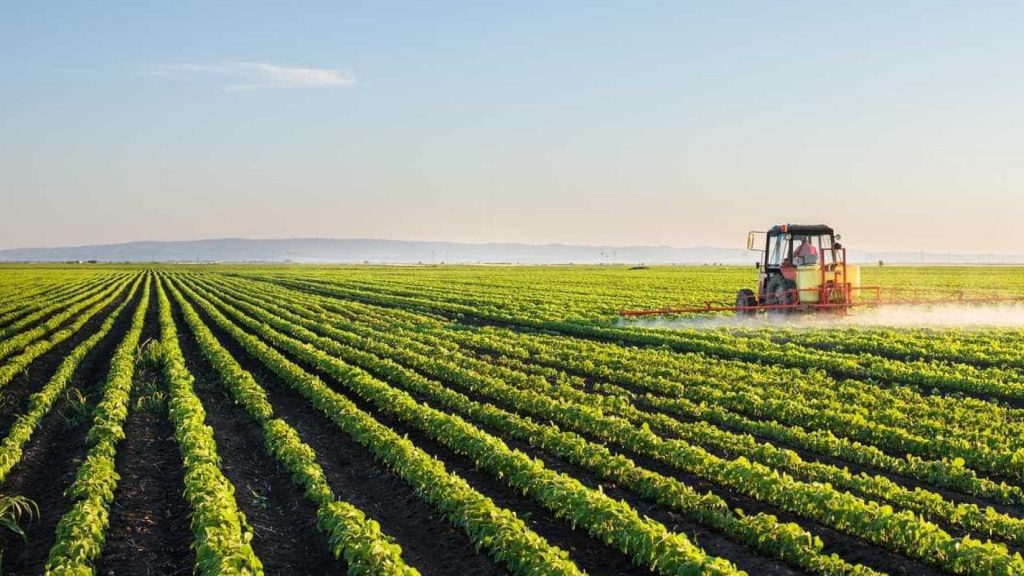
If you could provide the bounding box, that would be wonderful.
[735,289,757,315]
[765,276,797,312]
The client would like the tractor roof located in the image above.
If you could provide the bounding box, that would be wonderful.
[769,224,834,236]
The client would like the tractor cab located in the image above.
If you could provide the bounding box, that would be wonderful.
[739,224,858,312]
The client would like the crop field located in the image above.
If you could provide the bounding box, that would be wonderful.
[2,265,1024,576]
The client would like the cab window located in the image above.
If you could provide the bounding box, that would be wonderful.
[818,235,835,266]
[767,234,791,267]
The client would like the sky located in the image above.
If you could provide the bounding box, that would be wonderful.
[2,2,1022,253]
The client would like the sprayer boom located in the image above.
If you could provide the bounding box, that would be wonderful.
[619,224,1024,318]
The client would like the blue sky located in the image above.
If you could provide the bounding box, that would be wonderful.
[2,2,1022,252]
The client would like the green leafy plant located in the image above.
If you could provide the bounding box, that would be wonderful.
[0,493,39,573]
[57,388,91,430]
[0,493,39,541]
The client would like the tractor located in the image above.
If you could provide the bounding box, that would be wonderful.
[736,224,859,314]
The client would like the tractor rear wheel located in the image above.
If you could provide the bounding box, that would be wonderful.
[735,288,757,315]
[765,276,797,312]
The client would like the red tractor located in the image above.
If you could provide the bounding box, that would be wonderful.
[736,223,859,314]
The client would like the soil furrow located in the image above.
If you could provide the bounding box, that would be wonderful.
[97,282,194,576]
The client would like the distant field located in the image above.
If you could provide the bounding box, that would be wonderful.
[1,264,1024,575]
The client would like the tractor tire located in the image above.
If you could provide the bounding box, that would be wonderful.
[735,288,757,315]
[765,276,797,313]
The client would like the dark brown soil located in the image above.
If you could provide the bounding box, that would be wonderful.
[96,284,194,576]
[95,403,194,576]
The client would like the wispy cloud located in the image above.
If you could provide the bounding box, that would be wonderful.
[151,60,356,89]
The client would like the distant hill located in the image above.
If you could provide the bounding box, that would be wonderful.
[0,238,1021,265]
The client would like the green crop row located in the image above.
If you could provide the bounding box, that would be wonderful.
[0,274,114,332]
[0,274,131,370]
[170,275,739,576]
[193,273,882,576]
[190,275,1024,576]
[163,278,419,576]
[154,278,265,575]
[164,276,590,576]
[253,273,1024,449]
[44,274,152,575]
[445,323,1024,484]
[227,272,1024,507]
[202,273,1024,551]
[258,271,1024,450]
[0,274,144,483]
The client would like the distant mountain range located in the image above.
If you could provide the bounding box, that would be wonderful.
[0,238,1021,265]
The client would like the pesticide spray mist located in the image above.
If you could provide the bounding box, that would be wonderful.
[616,303,1024,330]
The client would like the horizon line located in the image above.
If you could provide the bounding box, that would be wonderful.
[1,236,1023,259]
